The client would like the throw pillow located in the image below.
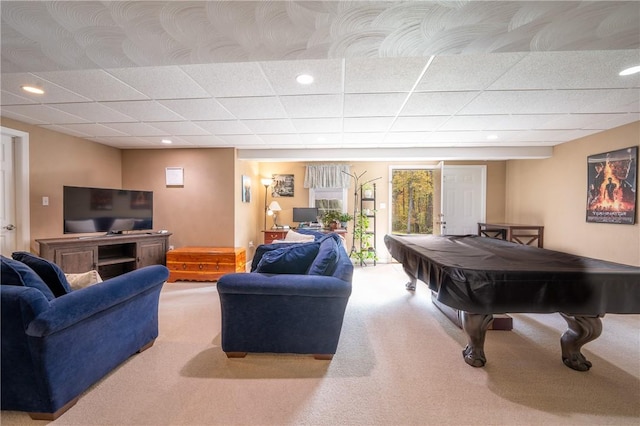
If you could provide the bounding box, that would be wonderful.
[12,251,72,297]
[251,242,299,271]
[308,237,339,276]
[284,230,315,242]
[1,255,56,301]
[255,242,320,274]
[65,270,103,290]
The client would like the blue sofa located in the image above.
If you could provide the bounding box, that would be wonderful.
[217,232,353,359]
[1,253,169,420]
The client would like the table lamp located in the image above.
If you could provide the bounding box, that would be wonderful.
[268,201,282,229]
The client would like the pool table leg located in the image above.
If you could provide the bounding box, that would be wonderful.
[460,312,494,367]
[559,313,603,371]
[403,266,417,291]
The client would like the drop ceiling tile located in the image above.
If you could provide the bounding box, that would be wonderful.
[1,73,91,103]
[193,120,252,135]
[243,119,296,134]
[391,116,450,131]
[343,117,394,132]
[0,109,48,125]
[217,97,287,119]
[159,98,234,120]
[107,66,211,99]
[345,57,428,93]
[102,101,185,121]
[0,89,37,105]
[401,92,479,116]
[32,69,148,101]
[417,53,526,91]
[41,123,127,137]
[217,134,267,146]
[48,102,136,123]
[147,121,209,136]
[459,90,611,115]
[89,137,154,148]
[292,118,342,133]
[174,135,229,146]
[101,122,167,137]
[300,133,342,144]
[344,93,407,117]
[1,105,89,124]
[280,94,342,118]
[181,62,275,97]
[343,133,386,144]
[489,50,640,90]
[260,134,303,145]
[576,88,640,113]
[480,114,562,131]
[135,136,194,147]
[260,59,343,95]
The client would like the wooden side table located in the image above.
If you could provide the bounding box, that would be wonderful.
[262,230,288,244]
[167,247,246,282]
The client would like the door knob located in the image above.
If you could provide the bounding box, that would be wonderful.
[2,224,16,231]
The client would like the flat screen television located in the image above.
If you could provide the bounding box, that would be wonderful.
[63,186,153,234]
[292,207,319,226]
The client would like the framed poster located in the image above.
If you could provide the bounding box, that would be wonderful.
[586,146,637,224]
[272,174,294,197]
[242,175,251,203]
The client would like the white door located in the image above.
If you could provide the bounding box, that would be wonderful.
[1,134,17,255]
[441,165,486,235]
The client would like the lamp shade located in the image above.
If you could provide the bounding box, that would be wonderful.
[261,178,272,186]
[268,201,282,211]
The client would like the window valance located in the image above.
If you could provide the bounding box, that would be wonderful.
[304,164,351,189]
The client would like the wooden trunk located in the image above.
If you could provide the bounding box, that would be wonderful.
[167,247,246,282]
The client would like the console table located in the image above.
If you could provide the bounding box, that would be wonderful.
[262,229,347,244]
[166,247,246,282]
[478,222,544,248]
[37,233,171,280]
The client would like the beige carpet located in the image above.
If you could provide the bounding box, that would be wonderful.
[2,263,639,425]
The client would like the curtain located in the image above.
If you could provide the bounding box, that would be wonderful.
[304,164,351,189]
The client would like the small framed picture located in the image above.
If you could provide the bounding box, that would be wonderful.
[272,174,294,197]
[242,175,251,203]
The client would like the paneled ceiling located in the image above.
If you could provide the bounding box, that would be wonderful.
[1,1,639,160]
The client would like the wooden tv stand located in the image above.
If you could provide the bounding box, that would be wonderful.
[36,233,171,280]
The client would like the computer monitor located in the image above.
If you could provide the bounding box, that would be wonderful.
[293,207,319,226]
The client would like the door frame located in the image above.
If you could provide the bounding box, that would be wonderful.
[1,126,30,252]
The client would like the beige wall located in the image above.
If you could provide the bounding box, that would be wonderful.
[1,117,122,252]
[122,148,237,249]
[506,122,640,266]
[259,160,506,260]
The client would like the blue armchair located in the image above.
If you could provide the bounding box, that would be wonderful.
[217,232,353,359]
[1,254,169,420]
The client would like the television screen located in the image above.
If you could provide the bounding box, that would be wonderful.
[63,186,153,234]
[292,207,319,224]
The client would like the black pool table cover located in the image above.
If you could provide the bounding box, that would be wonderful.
[384,234,640,316]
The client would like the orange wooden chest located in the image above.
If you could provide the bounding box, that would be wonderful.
[167,247,246,282]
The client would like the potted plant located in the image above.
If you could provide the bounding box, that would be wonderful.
[362,184,374,199]
[338,212,354,228]
[321,210,342,230]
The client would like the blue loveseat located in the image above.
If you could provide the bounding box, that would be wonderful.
[217,231,353,359]
[1,253,169,420]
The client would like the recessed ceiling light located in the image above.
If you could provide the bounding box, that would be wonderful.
[619,65,640,76]
[161,139,172,144]
[487,134,498,140]
[21,85,44,95]
[296,74,314,85]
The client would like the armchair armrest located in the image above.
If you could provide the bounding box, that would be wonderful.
[26,265,169,337]
[217,272,351,298]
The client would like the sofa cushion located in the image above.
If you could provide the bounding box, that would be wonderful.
[251,242,299,271]
[308,237,339,276]
[12,251,72,297]
[1,255,55,300]
[65,270,103,290]
[284,230,316,242]
[255,242,320,274]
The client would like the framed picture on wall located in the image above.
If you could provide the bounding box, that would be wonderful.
[242,175,251,203]
[272,174,294,197]
[586,146,637,224]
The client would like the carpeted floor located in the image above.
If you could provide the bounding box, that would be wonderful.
[2,263,639,425]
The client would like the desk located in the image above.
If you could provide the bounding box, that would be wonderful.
[262,228,347,244]
[384,234,640,371]
[478,222,544,247]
